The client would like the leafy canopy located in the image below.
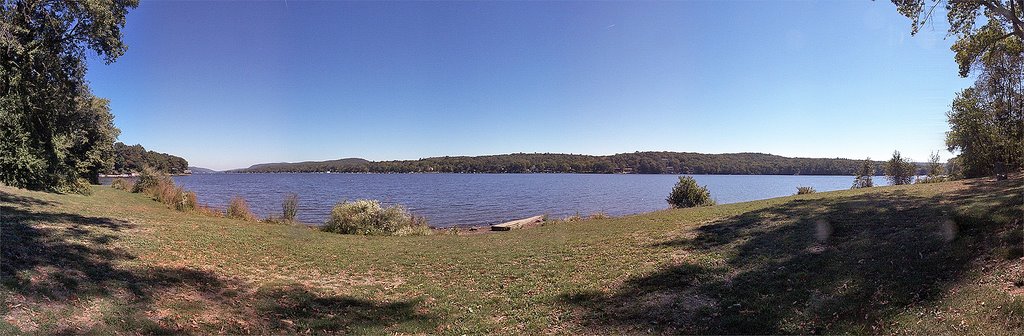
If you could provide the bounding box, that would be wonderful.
[1,0,138,192]
[893,1,1024,178]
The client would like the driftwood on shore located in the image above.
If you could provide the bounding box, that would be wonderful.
[490,215,545,231]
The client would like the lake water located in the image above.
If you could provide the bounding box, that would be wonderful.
[152,173,890,227]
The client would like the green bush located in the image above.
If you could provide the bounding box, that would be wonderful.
[226,196,257,221]
[152,178,177,204]
[322,200,431,236]
[282,193,299,222]
[120,167,203,214]
[796,186,816,195]
[131,167,166,193]
[667,176,715,208]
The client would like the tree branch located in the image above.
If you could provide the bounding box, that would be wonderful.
[983,0,1024,40]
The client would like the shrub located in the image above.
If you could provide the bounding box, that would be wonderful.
[587,212,612,220]
[152,178,177,204]
[110,178,135,191]
[796,186,816,195]
[395,215,433,236]
[131,167,163,193]
[667,176,715,208]
[226,196,257,221]
[282,193,299,222]
[174,189,197,211]
[322,200,431,236]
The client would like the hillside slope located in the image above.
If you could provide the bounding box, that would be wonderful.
[1,176,1021,334]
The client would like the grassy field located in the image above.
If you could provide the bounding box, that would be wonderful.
[1,175,1022,334]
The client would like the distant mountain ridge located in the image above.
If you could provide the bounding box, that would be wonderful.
[234,152,889,176]
[187,166,218,174]
[238,158,371,173]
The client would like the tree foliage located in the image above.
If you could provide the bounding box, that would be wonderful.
[108,142,189,175]
[238,152,886,176]
[892,0,1023,76]
[666,176,715,208]
[0,0,138,192]
[885,151,917,185]
[893,1,1024,178]
[927,151,946,177]
[852,158,875,189]
[945,37,1023,177]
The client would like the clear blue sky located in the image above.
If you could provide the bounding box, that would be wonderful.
[85,0,968,171]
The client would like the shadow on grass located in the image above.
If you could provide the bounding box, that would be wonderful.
[1,190,435,334]
[561,178,1023,334]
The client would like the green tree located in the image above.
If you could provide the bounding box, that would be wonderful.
[852,158,875,189]
[927,151,945,177]
[1,0,138,192]
[885,151,916,185]
[945,43,1023,177]
[894,1,1024,178]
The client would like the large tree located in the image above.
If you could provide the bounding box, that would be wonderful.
[893,0,1024,177]
[0,0,137,192]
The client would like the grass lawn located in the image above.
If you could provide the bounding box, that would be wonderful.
[1,175,1022,334]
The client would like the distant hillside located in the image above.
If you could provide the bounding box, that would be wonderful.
[187,166,217,174]
[236,152,887,176]
[238,158,371,173]
[107,142,189,175]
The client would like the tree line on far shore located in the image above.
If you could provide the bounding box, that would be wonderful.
[107,142,189,175]
[237,152,892,176]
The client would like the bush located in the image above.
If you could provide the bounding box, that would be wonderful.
[322,200,431,236]
[110,178,135,191]
[226,196,257,221]
[152,178,177,204]
[131,167,164,193]
[282,193,299,222]
[174,189,197,211]
[796,186,816,195]
[118,167,203,213]
[667,176,715,208]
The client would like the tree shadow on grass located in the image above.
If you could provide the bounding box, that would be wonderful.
[1,190,436,334]
[561,178,1023,334]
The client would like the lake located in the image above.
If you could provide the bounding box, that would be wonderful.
[152,173,891,227]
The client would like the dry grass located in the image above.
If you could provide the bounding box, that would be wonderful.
[225,196,257,221]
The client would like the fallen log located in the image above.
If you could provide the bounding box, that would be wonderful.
[490,215,545,231]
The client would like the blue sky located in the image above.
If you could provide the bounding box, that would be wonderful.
[85,1,968,171]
